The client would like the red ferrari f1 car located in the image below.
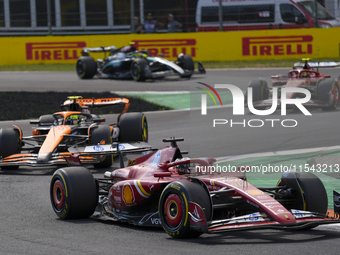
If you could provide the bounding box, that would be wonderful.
[50,137,340,238]
[0,96,148,169]
[247,58,340,110]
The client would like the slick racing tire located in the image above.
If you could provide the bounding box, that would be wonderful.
[276,172,328,218]
[245,79,269,110]
[245,79,269,103]
[178,55,194,78]
[76,56,97,79]
[50,167,97,219]
[159,180,212,239]
[90,125,113,168]
[316,78,340,110]
[130,59,147,81]
[118,112,148,142]
[0,127,21,170]
[38,114,55,126]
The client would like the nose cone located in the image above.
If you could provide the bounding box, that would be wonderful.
[37,152,52,163]
[37,126,72,163]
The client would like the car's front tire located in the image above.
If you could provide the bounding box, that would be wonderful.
[277,172,328,215]
[159,180,212,238]
[50,167,97,219]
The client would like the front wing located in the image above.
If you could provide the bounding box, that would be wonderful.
[0,152,100,167]
[187,177,340,234]
[0,142,151,168]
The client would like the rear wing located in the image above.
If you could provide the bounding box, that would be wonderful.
[294,61,340,69]
[82,45,117,54]
[62,97,130,114]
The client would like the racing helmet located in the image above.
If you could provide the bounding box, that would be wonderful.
[301,71,310,78]
[174,158,192,175]
[66,115,82,125]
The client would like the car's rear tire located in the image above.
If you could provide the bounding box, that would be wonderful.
[316,78,339,110]
[0,127,21,170]
[76,56,97,79]
[159,180,212,239]
[130,59,147,81]
[277,172,328,215]
[118,112,148,142]
[50,167,97,219]
[90,125,113,168]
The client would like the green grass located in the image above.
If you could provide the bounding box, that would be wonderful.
[1,58,339,71]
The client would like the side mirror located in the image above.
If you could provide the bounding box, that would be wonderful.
[93,118,105,123]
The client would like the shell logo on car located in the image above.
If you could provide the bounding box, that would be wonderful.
[26,42,86,61]
[242,35,313,56]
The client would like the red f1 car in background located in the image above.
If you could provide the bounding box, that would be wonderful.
[246,58,340,110]
[0,96,148,169]
[50,137,340,238]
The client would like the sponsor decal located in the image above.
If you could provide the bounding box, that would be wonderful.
[128,159,136,166]
[248,213,259,221]
[242,36,313,56]
[292,210,304,218]
[257,196,271,200]
[263,202,280,205]
[151,218,161,224]
[122,183,135,205]
[283,172,290,177]
[26,42,86,60]
[247,190,263,195]
[171,184,181,191]
[114,196,122,203]
[268,204,284,209]
[119,145,125,150]
[112,170,128,178]
[93,145,104,152]
[133,39,196,58]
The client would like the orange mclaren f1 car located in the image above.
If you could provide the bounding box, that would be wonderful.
[0,96,148,170]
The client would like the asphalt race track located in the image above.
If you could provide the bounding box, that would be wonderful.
[1,69,340,254]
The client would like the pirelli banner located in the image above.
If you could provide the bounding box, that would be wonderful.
[0,27,339,65]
